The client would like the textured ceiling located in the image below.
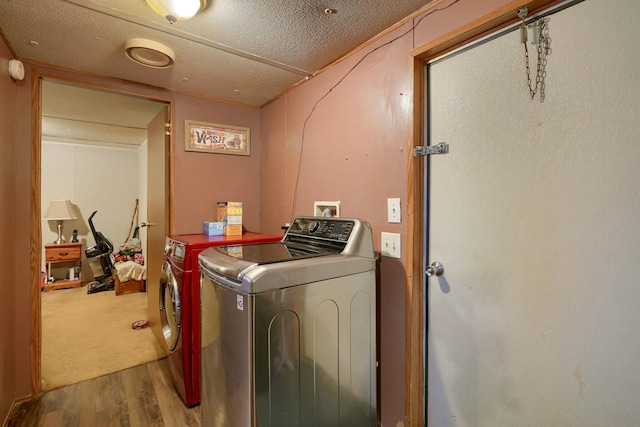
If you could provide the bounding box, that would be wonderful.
[1,0,432,107]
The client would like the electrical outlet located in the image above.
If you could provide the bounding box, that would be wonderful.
[387,198,401,223]
[381,232,401,258]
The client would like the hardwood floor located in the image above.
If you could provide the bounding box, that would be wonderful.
[7,358,201,427]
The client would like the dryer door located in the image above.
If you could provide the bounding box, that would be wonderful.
[160,260,181,351]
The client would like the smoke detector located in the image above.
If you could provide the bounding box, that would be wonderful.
[8,59,25,81]
[124,38,175,68]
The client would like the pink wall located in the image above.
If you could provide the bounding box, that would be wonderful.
[259,25,413,232]
[259,1,515,424]
[171,93,262,234]
[0,35,18,423]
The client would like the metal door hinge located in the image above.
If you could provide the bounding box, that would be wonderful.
[164,122,171,136]
[414,142,449,157]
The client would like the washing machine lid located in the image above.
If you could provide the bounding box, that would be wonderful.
[215,240,335,263]
[198,216,376,293]
[199,241,332,281]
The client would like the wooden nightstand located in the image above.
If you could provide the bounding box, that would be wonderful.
[44,242,82,292]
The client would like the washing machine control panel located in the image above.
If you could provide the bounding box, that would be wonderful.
[286,217,355,242]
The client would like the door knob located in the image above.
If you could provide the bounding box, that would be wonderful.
[140,222,156,228]
[426,261,444,277]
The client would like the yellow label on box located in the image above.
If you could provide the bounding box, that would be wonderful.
[217,201,243,235]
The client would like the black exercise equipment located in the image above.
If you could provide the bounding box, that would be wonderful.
[85,211,115,294]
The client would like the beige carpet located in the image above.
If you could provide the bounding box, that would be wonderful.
[41,286,166,391]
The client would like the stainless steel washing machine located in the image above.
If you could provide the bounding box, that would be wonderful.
[198,216,377,427]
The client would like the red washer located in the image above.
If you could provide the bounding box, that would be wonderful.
[160,232,282,407]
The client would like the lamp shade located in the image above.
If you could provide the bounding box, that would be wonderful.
[146,0,207,22]
[44,200,77,221]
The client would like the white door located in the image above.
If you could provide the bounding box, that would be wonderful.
[427,1,640,425]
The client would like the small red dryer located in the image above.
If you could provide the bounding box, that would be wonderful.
[160,232,281,407]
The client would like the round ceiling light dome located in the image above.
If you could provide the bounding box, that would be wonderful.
[145,0,207,23]
[124,38,175,68]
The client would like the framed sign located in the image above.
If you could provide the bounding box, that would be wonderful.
[185,120,250,156]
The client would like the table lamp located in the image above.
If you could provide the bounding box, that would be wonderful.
[44,200,78,244]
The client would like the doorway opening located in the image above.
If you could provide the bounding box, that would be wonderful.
[38,77,169,391]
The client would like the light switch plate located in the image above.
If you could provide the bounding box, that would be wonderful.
[381,232,401,258]
[387,198,401,223]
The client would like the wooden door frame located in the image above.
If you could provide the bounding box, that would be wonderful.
[404,0,564,424]
[29,72,173,397]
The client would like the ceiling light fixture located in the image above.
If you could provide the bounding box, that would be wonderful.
[145,0,208,24]
[124,38,175,68]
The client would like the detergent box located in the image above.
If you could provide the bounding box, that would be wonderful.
[203,221,224,236]
[216,201,243,235]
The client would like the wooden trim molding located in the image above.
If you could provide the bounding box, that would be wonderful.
[404,53,426,426]
[412,0,566,62]
[405,0,564,425]
[30,73,42,398]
